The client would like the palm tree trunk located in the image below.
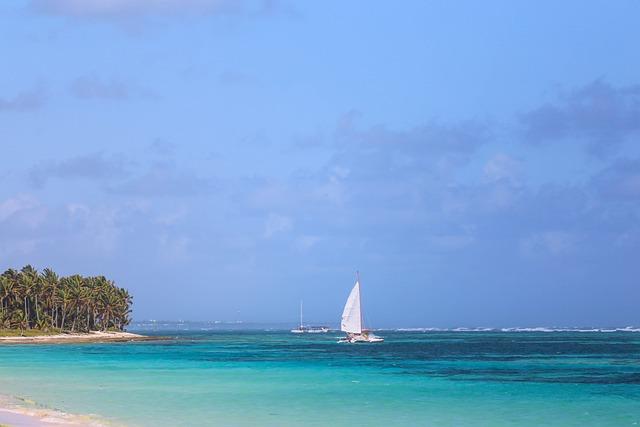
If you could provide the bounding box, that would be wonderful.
[35,295,40,324]
[24,297,29,329]
[61,304,67,331]
[72,306,79,332]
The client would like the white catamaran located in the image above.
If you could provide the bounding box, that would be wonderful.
[291,301,329,334]
[339,273,383,343]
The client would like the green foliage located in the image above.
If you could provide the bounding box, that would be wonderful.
[0,265,132,334]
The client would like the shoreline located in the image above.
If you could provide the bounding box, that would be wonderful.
[0,394,108,427]
[0,331,155,345]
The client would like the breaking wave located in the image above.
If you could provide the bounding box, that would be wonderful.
[394,327,640,333]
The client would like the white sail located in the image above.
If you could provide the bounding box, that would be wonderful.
[341,281,362,334]
[299,300,303,328]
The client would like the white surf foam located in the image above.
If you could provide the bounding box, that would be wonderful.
[393,326,640,333]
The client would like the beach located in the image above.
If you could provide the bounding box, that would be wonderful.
[0,394,105,427]
[0,407,65,427]
[0,331,153,345]
[0,407,94,427]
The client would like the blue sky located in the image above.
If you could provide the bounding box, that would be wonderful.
[1,0,639,327]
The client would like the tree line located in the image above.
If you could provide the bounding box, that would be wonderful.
[0,265,132,333]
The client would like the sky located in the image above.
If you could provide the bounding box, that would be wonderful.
[1,0,639,327]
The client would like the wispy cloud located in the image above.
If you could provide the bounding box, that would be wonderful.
[70,75,129,99]
[483,154,522,184]
[108,162,215,197]
[263,213,292,238]
[0,85,46,112]
[31,0,293,24]
[0,195,45,226]
[520,230,578,257]
[28,151,216,200]
[33,0,239,18]
[29,153,129,187]
[592,158,640,201]
[65,203,123,253]
[520,80,640,156]
[217,70,260,88]
[148,139,176,156]
[69,75,154,100]
[157,233,190,261]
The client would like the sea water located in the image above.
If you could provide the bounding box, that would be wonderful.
[1,329,639,426]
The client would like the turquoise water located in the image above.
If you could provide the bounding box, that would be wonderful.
[1,330,639,426]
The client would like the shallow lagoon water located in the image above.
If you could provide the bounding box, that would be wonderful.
[1,330,639,426]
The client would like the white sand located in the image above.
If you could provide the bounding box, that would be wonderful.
[0,395,107,427]
[0,331,147,344]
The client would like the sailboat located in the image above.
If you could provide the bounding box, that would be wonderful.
[290,301,329,334]
[339,273,384,343]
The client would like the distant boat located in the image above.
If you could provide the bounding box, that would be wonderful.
[291,300,329,334]
[339,272,383,343]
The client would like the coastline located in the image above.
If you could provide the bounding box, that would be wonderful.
[0,331,153,345]
[0,394,108,427]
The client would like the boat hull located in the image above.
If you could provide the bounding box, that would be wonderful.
[338,332,384,343]
[291,327,330,334]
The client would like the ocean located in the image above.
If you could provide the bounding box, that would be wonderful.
[1,328,639,426]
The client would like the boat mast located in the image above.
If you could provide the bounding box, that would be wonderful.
[357,271,364,333]
[299,300,303,329]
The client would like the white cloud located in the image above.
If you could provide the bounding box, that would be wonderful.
[0,195,46,228]
[155,206,189,226]
[430,234,475,251]
[483,154,521,183]
[0,238,40,258]
[294,235,322,251]
[520,231,577,257]
[263,213,292,238]
[0,196,36,221]
[158,233,190,261]
[66,203,121,254]
[245,180,290,210]
[312,166,350,205]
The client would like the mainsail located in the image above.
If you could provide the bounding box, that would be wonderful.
[299,300,303,329]
[341,280,362,334]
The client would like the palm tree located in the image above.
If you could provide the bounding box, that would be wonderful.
[41,268,59,329]
[19,265,39,328]
[1,266,133,334]
[67,275,84,332]
[57,283,71,330]
[0,274,10,318]
[13,310,29,335]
